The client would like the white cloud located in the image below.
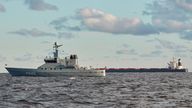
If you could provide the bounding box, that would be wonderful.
[25,0,58,11]
[49,1,192,40]
[50,8,158,35]
[77,8,158,35]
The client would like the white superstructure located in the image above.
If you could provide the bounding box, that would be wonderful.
[168,58,184,70]
[37,42,105,77]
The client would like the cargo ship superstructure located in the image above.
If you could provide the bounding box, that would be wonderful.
[6,42,105,77]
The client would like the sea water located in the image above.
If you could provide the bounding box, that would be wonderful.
[0,72,192,108]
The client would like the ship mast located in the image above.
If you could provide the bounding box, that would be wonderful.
[53,42,62,59]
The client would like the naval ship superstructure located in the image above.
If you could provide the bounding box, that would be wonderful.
[6,42,105,77]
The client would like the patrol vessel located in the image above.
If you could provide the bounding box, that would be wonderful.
[6,42,105,77]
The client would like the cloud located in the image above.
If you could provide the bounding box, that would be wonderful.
[155,45,162,49]
[122,44,130,48]
[139,50,163,57]
[9,28,57,37]
[181,31,192,40]
[58,32,75,39]
[25,0,58,11]
[175,0,192,12]
[50,17,82,31]
[76,8,158,35]
[49,17,68,30]
[156,38,186,50]
[151,50,162,55]
[50,8,158,35]
[14,53,32,61]
[152,19,192,33]
[144,1,189,21]
[155,38,189,55]
[0,3,5,12]
[8,28,75,39]
[116,49,138,55]
[144,0,192,39]
[41,41,50,44]
[49,3,192,39]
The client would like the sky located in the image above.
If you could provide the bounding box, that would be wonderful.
[0,0,192,72]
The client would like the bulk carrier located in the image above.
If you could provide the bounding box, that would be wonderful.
[98,58,188,72]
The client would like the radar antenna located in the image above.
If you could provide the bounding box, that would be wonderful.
[53,42,63,49]
[53,42,63,58]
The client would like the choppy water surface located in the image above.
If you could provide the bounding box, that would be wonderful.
[1,73,192,108]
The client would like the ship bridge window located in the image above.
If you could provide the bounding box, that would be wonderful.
[60,68,62,70]
[50,68,52,70]
[54,68,56,70]
[45,68,47,70]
